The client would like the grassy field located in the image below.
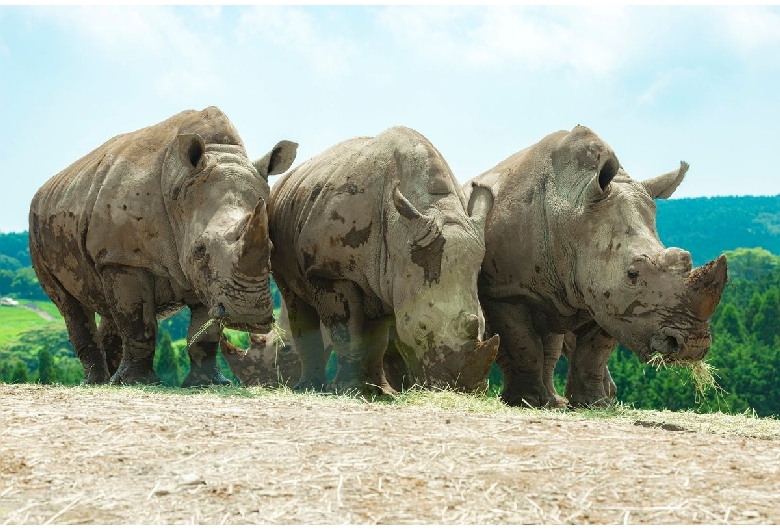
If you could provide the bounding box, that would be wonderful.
[0,302,64,346]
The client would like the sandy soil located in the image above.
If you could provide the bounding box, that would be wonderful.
[1,384,778,524]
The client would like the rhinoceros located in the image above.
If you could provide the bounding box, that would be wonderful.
[465,125,727,407]
[268,126,500,394]
[29,107,297,386]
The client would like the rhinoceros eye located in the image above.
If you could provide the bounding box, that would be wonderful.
[627,267,640,282]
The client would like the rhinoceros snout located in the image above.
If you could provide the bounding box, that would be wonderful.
[649,326,711,362]
[650,330,682,355]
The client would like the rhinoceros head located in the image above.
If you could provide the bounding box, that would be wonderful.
[554,126,727,363]
[170,134,297,333]
[390,182,500,392]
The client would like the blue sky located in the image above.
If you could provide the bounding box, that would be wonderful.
[1,5,779,233]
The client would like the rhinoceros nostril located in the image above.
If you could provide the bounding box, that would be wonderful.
[210,303,227,319]
[663,335,680,354]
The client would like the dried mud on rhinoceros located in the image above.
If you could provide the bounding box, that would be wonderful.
[464,125,727,408]
[28,106,297,387]
[267,126,499,396]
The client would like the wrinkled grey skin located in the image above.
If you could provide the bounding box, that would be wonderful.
[29,107,297,386]
[220,299,410,391]
[465,125,727,407]
[269,126,500,395]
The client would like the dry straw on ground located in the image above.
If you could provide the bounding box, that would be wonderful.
[1,384,779,524]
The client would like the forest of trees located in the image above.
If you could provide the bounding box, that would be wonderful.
[2,195,780,417]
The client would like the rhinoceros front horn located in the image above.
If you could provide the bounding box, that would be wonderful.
[233,197,271,280]
[458,334,500,391]
[685,254,728,320]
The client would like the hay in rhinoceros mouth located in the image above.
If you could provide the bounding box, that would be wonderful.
[188,318,221,348]
[648,353,722,399]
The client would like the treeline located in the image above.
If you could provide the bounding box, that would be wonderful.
[0,231,46,299]
[657,195,780,266]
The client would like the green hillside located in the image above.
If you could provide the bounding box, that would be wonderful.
[657,195,780,266]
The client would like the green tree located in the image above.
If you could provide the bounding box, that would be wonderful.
[0,269,15,294]
[0,360,12,383]
[154,330,182,387]
[744,292,764,335]
[751,288,780,345]
[10,267,47,299]
[37,347,55,384]
[713,303,746,341]
[723,247,780,282]
[11,361,28,383]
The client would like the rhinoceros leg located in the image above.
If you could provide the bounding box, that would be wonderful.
[541,333,568,407]
[181,305,232,387]
[283,289,328,392]
[482,298,557,407]
[101,266,161,385]
[384,331,410,392]
[31,253,109,384]
[97,316,123,377]
[564,321,617,407]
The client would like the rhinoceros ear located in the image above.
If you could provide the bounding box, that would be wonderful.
[254,141,299,180]
[584,155,620,202]
[642,161,689,199]
[467,184,494,231]
[177,134,207,172]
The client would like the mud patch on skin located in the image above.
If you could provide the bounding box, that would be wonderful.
[411,234,445,286]
[330,210,345,223]
[342,222,372,248]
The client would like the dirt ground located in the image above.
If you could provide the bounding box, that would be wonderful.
[1,384,779,525]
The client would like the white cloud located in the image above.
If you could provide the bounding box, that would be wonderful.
[29,6,226,97]
[712,6,780,62]
[377,6,655,76]
[237,6,356,79]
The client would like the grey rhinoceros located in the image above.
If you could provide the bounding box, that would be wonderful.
[464,125,727,407]
[29,106,297,386]
[268,126,500,395]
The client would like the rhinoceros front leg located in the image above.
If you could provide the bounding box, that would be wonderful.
[564,321,617,407]
[101,266,161,385]
[97,316,123,377]
[483,298,556,407]
[181,304,232,387]
[316,280,395,397]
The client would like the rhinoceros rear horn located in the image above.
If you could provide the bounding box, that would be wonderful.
[686,254,728,320]
[234,197,271,280]
[393,186,423,220]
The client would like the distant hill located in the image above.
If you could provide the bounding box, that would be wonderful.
[656,195,780,266]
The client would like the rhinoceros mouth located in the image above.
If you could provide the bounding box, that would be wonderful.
[222,318,274,334]
[642,326,711,363]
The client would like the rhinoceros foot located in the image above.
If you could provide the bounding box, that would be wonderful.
[293,379,328,393]
[80,365,111,385]
[181,368,232,388]
[109,365,161,386]
[501,388,560,408]
[328,379,397,398]
[566,392,614,409]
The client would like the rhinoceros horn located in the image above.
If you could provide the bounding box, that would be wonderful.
[685,254,728,320]
[458,334,500,390]
[233,197,271,280]
[393,186,442,247]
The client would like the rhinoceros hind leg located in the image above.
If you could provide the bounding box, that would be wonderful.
[181,304,232,387]
[483,299,557,408]
[33,259,109,384]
